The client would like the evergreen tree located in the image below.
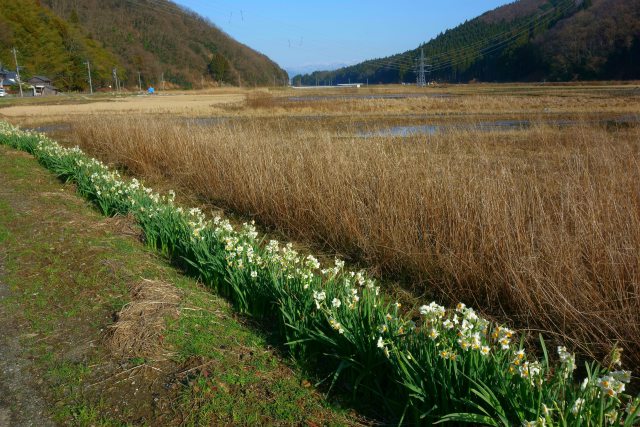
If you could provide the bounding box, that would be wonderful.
[208,52,231,83]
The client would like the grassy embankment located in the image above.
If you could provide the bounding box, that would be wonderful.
[0,145,355,426]
[27,85,638,372]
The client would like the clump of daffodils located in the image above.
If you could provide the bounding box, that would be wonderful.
[597,370,631,397]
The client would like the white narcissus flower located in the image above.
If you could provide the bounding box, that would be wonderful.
[429,328,439,340]
[610,370,631,384]
[571,398,585,415]
[581,377,589,390]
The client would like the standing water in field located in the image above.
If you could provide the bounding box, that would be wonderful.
[359,116,639,138]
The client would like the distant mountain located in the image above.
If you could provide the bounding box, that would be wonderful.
[285,62,352,79]
[294,0,640,85]
[0,0,288,91]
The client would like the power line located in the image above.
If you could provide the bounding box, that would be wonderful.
[116,0,345,68]
[373,0,577,71]
[425,1,576,74]
[388,0,576,69]
[430,1,575,70]
[332,0,577,76]
[313,0,576,76]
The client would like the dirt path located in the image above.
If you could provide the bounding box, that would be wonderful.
[0,254,54,427]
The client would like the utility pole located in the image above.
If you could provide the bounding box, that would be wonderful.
[138,71,142,92]
[161,72,165,91]
[113,68,119,93]
[85,60,93,94]
[11,47,23,98]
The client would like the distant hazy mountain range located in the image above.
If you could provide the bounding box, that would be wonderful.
[0,0,287,91]
[285,63,352,80]
[294,0,640,85]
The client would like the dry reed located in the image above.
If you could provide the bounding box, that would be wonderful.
[70,115,640,368]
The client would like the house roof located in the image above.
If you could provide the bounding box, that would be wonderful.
[0,69,18,80]
[28,76,52,84]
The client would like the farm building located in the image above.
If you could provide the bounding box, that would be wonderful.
[27,76,60,96]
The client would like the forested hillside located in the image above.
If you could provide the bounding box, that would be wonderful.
[0,0,288,90]
[0,0,119,91]
[295,0,640,85]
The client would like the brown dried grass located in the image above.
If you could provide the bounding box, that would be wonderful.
[106,279,180,360]
[72,114,640,368]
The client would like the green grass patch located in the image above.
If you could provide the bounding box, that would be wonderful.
[0,145,354,425]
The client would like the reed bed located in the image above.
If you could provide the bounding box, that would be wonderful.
[238,89,640,117]
[66,115,640,371]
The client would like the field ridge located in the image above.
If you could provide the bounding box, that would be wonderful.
[0,144,355,425]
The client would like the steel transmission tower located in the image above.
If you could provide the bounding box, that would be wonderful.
[416,48,427,87]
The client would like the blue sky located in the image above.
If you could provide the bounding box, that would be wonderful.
[174,1,512,75]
